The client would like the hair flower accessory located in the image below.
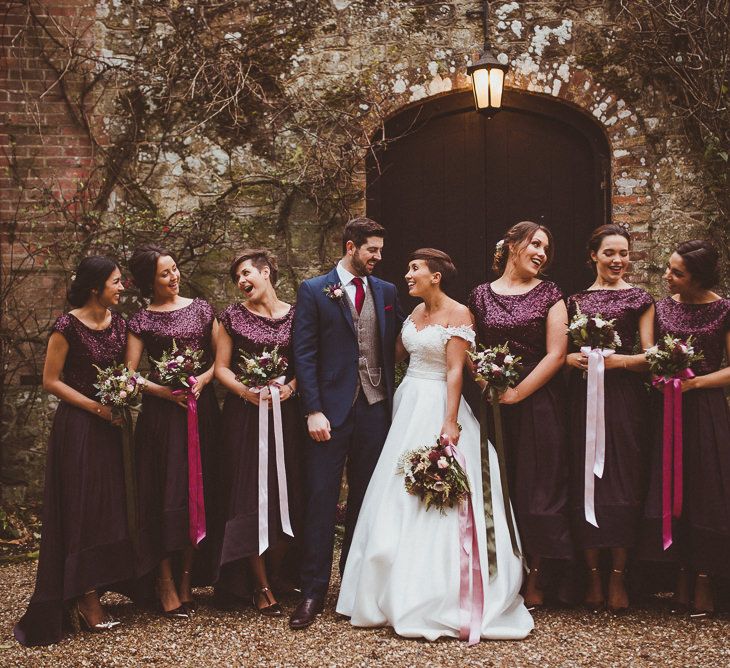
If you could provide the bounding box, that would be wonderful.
[495,239,504,250]
[323,282,344,300]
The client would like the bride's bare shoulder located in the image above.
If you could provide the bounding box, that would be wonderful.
[408,303,425,320]
[447,301,473,327]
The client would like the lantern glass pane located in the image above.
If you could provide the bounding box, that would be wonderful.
[472,69,491,109]
[489,68,505,108]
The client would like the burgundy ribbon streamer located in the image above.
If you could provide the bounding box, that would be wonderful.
[174,376,206,546]
[443,441,484,646]
[652,368,694,550]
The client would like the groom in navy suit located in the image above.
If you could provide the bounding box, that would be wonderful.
[290,217,404,628]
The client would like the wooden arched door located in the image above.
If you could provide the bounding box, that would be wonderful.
[366,90,611,306]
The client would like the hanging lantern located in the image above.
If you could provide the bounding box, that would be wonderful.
[466,0,509,116]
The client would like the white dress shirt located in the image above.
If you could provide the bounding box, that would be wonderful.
[336,260,368,305]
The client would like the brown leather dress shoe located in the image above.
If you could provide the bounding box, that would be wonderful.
[289,597,324,629]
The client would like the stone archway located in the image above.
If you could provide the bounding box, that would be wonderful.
[366,89,612,305]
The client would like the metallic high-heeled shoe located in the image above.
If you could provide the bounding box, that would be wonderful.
[72,602,121,633]
[156,577,190,619]
[253,587,282,617]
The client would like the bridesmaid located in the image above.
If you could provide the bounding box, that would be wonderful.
[468,221,572,608]
[15,257,134,645]
[126,244,219,617]
[640,240,730,616]
[214,249,303,616]
[565,225,654,612]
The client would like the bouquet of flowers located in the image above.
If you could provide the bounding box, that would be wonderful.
[93,363,146,408]
[93,363,146,546]
[152,340,204,388]
[468,343,522,398]
[237,346,288,388]
[397,435,470,514]
[567,305,622,350]
[645,334,703,379]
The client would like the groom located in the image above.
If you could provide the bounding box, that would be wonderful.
[290,217,404,629]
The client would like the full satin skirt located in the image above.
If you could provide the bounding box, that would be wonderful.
[499,373,573,560]
[568,369,650,548]
[214,393,304,597]
[639,386,730,576]
[134,386,220,585]
[14,403,136,647]
[336,373,533,641]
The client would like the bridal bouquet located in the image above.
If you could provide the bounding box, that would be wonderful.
[397,435,470,514]
[93,363,146,408]
[567,305,622,350]
[645,334,703,379]
[237,346,288,388]
[468,343,522,398]
[152,340,204,388]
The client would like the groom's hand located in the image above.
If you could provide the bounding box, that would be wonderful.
[307,412,331,442]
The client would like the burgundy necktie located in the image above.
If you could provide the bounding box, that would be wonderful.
[352,276,365,314]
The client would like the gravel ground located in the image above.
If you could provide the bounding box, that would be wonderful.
[1,560,728,667]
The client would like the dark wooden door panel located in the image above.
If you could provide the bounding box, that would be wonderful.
[368,90,608,306]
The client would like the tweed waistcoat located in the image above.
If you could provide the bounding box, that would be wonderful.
[346,286,387,405]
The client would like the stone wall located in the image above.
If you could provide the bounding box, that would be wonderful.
[1,0,725,502]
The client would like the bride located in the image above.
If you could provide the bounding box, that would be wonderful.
[336,248,533,642]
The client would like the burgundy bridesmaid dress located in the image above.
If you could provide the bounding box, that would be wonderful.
[14,312,136,646]
[214,304,304,599]
[469,281,573,562]
[128,298,220,582]
[566,287,653,549]
[640,296,730,576]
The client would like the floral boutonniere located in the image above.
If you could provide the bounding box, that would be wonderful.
[323,282,344,300]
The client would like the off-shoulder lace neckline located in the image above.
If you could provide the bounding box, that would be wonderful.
[404,314,474,334]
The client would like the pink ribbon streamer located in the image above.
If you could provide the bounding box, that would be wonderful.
[581,346,615,527]
[255,376,294,555]
[174,376,206,547]
[444,441,484,646]
[652,369,694,550]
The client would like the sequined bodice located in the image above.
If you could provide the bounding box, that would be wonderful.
[469,281,564,366]
[128,298,216,372]
[51,312,127,399]
[567,287,654,354]
[219,304,294,354]
[401,316,475,378]
[219,303,295,376]
[655,296,730,375]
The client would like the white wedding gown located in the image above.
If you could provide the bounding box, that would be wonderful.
[336,317,533,641]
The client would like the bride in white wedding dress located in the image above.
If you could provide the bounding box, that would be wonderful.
[336,249,533,642]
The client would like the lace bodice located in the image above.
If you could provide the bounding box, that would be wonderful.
[401,316,475,379]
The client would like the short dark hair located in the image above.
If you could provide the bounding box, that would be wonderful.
[229,248,279,284]
[409,248,458,288]
[586,224,631,269]
[129,244,176,298]
[675,239,720,289]
[342,217,385,253]
[67,256,120,307]
[493,221,555,275]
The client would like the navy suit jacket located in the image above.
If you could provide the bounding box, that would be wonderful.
[293,267,405,429]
